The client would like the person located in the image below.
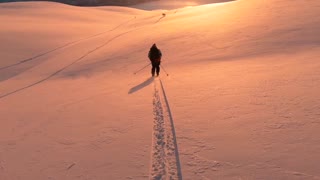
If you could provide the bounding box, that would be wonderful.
[148,43,162,77]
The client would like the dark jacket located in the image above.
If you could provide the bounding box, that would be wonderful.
[148,44,162,62]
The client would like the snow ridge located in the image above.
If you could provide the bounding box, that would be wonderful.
[151,78,182,180]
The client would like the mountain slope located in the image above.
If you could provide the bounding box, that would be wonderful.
[0,0,320,179]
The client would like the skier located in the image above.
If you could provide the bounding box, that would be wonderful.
[148,43,162,77]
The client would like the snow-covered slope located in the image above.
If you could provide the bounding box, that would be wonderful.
[0,0,320,179]
[131,0,235,10]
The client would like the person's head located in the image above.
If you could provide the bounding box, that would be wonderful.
[152,43,157,48]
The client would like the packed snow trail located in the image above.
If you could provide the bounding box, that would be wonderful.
[151,77,182,180]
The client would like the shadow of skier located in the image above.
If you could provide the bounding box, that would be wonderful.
[128,77,154,94]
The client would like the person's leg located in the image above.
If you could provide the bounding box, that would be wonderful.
[156,64,160,76]
[156,62,160,76]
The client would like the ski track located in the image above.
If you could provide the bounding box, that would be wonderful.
[0,17,136,71]
[0,27,141,100]
[150,78,182,180]
[0,13,165,100]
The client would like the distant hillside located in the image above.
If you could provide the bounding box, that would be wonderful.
[0,0,156,6]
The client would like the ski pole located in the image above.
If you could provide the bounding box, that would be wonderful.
[160,64,169,76]
[133,63,150,75]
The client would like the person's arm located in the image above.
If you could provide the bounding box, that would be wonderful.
[148,51,151,60]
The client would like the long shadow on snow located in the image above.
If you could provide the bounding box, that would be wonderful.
[128,77,154,94]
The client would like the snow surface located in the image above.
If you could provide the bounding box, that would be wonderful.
[1,0,320,179]
[130,0,234,10]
